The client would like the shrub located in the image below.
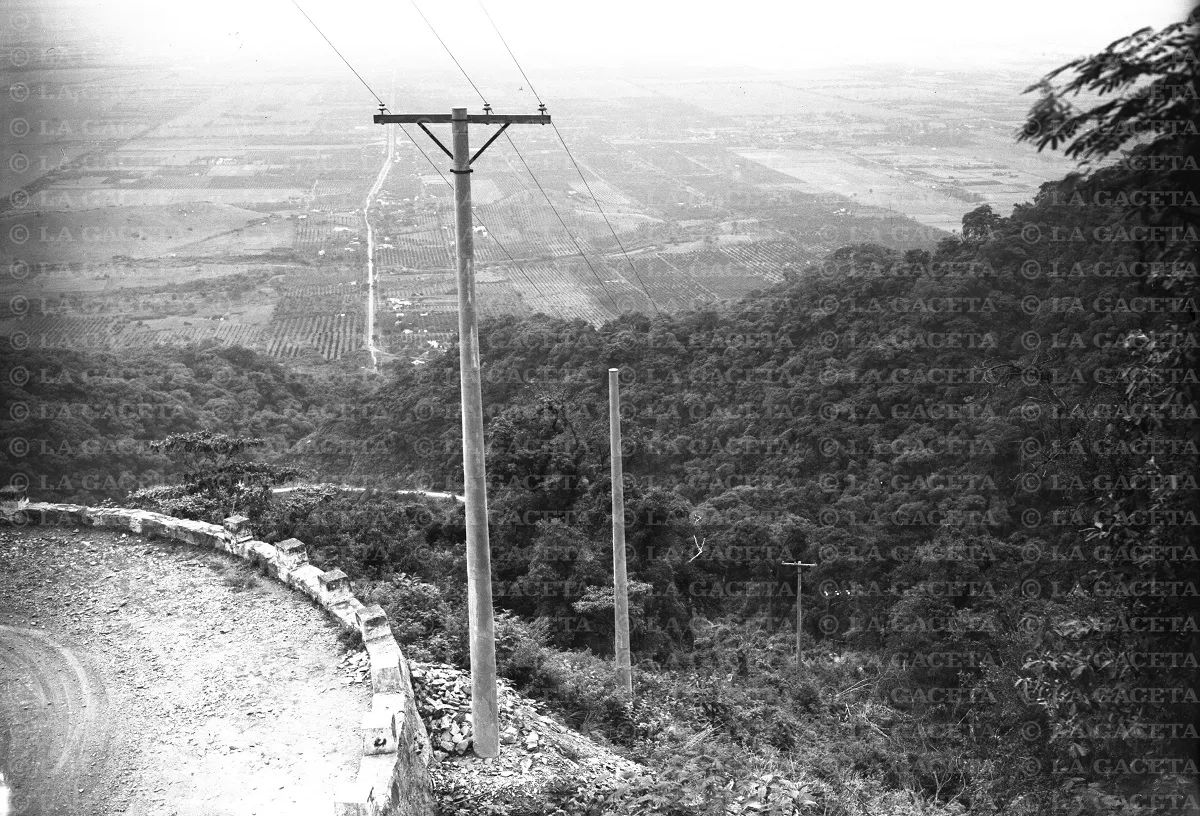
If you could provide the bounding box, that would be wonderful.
[493,611,549,686]
[357,572,465,663]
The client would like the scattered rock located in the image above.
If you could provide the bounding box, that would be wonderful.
[411,659,642,812]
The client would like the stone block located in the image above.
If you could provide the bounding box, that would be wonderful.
[123,510,163,534]
[14,502,48,525]
[332,781,378,816]
[372,692,406,717]
[140,513,180,539]
[170,519,222,548]
[223,515,252,537]
[355,605,392,643]
[329,599,365,633]
[362,708,397,755]
[356,755,395,810]
[288,564,323,600]
[225,533,252,559]
[364,636,404,693]
[247,541,278,571]
[318,569,351,604]
[276,538,309,573]
[88,508,140,531]
[40,503,86,526]
[188,521,228,549]
[220,515,253,556]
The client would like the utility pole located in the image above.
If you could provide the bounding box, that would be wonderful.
[781,560,816,665]
[374,105,549,759]
[608,368,633,698]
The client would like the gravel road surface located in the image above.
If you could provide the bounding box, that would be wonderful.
[0,526,368,816]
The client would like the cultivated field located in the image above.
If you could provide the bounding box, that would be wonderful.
[2,61,1079,367]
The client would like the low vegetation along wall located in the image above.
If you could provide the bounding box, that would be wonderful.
[10,498,436,816]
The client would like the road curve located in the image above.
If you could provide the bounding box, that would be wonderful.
[0,626,110,816]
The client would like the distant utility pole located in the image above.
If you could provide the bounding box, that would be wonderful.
[608,368,633,698]
[374,104,550,758]
[781,560,816,665]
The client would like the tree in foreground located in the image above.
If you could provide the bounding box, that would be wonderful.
[1015,6,1200,809]
[129,431,305,522]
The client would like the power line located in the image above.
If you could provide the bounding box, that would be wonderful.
[409,0,489,108]
[290,0,385,106]
[410,2,624,316]
[476,2,659,314]
[504,131,622,313]
[550,125,658,313]
[477,1,543,106]
[284,6,544,357]
[395,124,548,302]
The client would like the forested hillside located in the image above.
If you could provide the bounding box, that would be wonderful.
[0,342,374,499]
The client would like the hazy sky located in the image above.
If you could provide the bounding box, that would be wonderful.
[23,0,1197,77]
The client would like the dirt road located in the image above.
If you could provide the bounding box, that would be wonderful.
[0,624,109,816]
[0,526,368,816]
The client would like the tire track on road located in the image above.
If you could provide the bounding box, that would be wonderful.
[0,625,110,816]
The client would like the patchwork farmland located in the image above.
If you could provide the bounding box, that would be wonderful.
[1,66,1077,369]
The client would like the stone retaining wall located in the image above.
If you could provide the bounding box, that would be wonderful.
[10,500,436,816]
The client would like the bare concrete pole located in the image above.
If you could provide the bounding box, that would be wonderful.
[782,560,816,665]
[374,106,549,758]
[452,106,499,757]
[608,368,633,697]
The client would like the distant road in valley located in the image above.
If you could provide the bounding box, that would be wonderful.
[272,485,464,503]
[363,125,395,372]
